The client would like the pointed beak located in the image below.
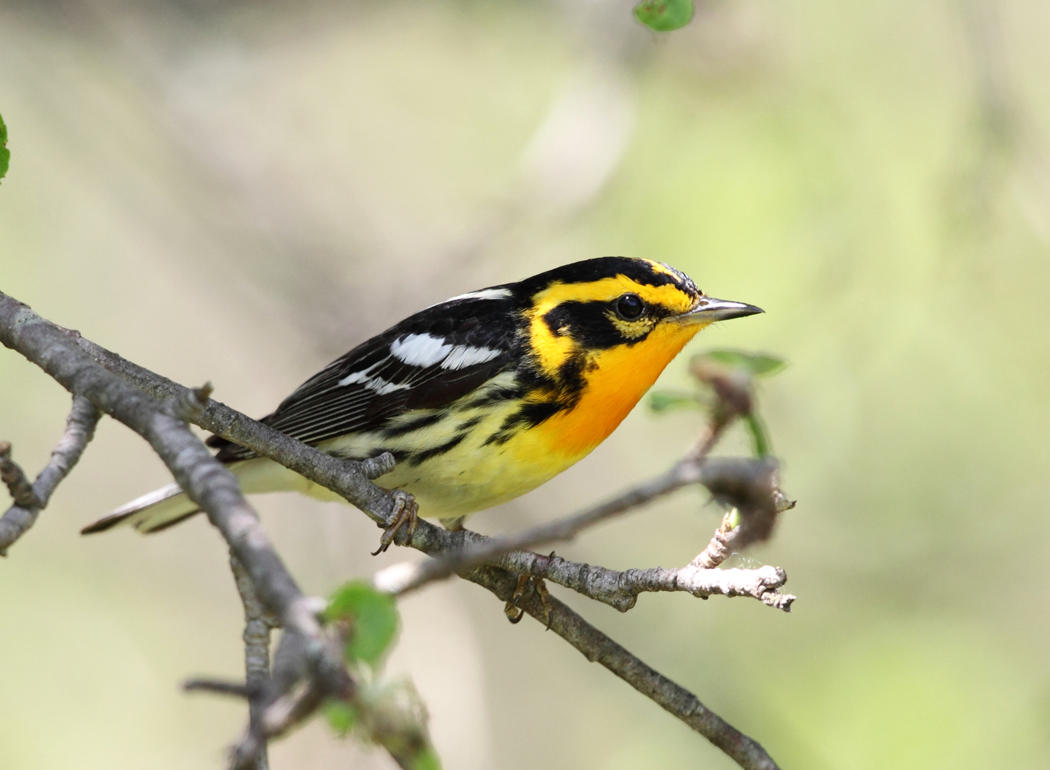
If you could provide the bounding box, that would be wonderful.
[677,296,764,325]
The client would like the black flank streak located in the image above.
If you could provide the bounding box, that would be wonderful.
[381,411,445,438]
[457,416,483,432]
[484,400,568,446]
[406,433,468,466]
[461,385,523,409]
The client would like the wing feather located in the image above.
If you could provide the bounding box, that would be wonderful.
[208,292,520,462]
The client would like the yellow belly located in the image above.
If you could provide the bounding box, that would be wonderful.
[374,321,702,518]
[299,321,704,520]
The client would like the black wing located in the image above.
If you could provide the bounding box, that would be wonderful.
[208,290,521,462]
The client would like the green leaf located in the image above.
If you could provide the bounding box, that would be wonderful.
[327,581,399,665]
[0,114,9,182]
[633,0,694,32]
[697,349,786,377]
[648,390,698,413]
[324,699,358,736]
[412,748,443,770]
[743,412,773,457]
[726,507,741,529]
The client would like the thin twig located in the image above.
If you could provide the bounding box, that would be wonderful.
[231,554,277,770]
[0,395,100,555]
[0,441,39,508]
[184,679,256,698]
[462,564,781,770]
[378,457,781,601]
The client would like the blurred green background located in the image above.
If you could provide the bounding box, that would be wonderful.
[2,1,1049,768]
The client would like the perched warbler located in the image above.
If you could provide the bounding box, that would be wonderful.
[82,257,761,537]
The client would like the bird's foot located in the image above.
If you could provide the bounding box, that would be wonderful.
[372,490,419,555]
[504,573,553,628]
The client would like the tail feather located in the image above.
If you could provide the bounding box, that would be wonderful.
[80,483,200,535]
[82,458,323,536]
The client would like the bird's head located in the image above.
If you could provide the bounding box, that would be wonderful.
[518,257,762,385]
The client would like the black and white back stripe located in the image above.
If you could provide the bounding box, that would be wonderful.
[208,290,521,462]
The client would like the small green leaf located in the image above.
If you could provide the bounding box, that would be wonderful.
[327,581,399,665]
[648,390,698,413]
[698,350,786,377]
[324,699,358,735]
[412,748,443,770]
[0,114,9,181]
[726,507,741,529]
[743,412,773,457]
[633,0,694,32]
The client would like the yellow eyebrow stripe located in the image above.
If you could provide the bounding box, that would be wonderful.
[529,276,695,315]
[524,273,699,378]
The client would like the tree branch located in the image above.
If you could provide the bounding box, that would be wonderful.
[0,290,350,767]
[461,564,781,770]
[374,456,786,600]
[0,289,789,769]
[230,554,278,770]
[0,395,100,555]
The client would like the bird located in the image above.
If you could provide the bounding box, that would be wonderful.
[81,257,762,540]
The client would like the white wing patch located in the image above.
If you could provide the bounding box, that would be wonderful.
[390,333,502,371]
[337,362,380,386]
[442,344,501,370]
[334,333,504,396]
[336,362,410,394]
[390,333,453,367]
[368,377,412,395]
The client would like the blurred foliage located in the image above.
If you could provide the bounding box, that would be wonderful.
[1,1,1049,769]
[699,349,786,378]
[634,0,695,32]
[327,581,400,666]
[651,348,784,456]
[324,698,359,735]
[325,583,439,766]
[0,113,9,181]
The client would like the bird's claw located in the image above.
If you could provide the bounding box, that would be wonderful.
[504,573,553,628]
[372,490,419,555]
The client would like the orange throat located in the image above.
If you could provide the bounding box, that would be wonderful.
[537,321,704,459]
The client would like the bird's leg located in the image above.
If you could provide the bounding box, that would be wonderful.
[372,490,419,554]
[504,552,556,627]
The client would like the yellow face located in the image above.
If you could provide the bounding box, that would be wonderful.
[525,261,705,382]
[520,259,715,458]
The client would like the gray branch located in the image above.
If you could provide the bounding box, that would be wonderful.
[0,290,351,767]
[230,554,278,770]
[373,456,792,611]
[0,289,785,770]
[0,395,100,555]
[461,564,781,770]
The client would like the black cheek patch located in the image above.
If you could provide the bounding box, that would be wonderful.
[546,301,653,350]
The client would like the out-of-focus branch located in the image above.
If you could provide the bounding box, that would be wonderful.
[0,396,100,555]
[230,554,278,770]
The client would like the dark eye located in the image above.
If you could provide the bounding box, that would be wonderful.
[614,293,645,320]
